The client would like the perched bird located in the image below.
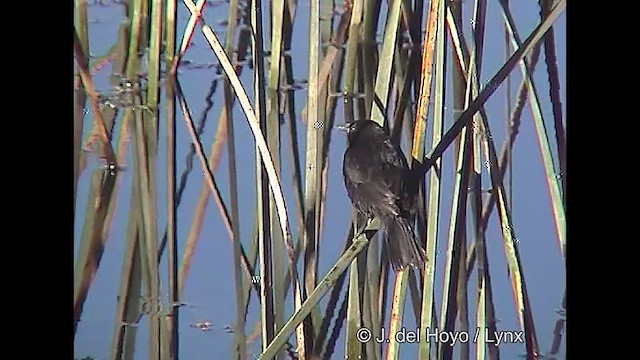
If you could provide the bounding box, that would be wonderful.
[338,119,426,271]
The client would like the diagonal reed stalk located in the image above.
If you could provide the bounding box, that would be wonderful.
[259,218,382,359]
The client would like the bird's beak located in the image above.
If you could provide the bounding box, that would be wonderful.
[336,124,349,132]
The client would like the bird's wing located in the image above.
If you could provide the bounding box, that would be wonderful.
[384,139,410,170]
[380,140,409,188]
[343,146,405,217]
[346,179,401,217]
[343,146,404,188]
[377,140,416,215]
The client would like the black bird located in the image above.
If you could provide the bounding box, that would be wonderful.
[339,119,426,271]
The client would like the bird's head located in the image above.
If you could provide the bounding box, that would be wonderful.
[337,120,377,142]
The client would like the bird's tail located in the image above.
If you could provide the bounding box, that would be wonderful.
[384,216,426,271]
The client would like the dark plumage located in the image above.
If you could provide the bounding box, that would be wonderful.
[339,119,426,271]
